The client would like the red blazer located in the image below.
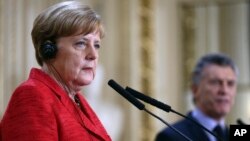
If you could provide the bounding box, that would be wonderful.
[0,68,111,141]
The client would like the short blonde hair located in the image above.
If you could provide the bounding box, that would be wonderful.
[31,1,105,66]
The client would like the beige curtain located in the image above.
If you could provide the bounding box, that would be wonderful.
[0,0,60,117]
[0,0,3,118]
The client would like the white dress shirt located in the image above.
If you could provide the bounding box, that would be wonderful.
[192,108,226,141]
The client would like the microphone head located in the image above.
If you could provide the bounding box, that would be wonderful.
[126,86,172,112]
[108,79,145,110]
[237,119,246,125]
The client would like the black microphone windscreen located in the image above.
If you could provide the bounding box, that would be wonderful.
[125,86,172,112]
[108,79,145,110]
[125,86,222,141]
[109,81,193,141]
[237,119,246,125]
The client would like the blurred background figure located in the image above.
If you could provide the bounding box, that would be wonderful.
[155,53,238,141]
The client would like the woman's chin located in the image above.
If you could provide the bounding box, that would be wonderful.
[71,80,92,92]
[76,78,93,86]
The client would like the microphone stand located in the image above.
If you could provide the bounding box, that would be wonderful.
[143,108,192,141]
[125,86,225,141]
[108,80,192,141]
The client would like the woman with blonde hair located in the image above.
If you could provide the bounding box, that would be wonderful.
[1,1,111,141]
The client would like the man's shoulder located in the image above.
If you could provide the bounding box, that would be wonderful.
[155,112,209,141]
[162,118,192,133]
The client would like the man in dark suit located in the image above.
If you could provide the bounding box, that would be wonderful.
[155,53,238,141]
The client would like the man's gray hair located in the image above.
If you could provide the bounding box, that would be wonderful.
[191,53,239,85]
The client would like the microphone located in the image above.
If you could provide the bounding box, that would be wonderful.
[108,79,145,110]
[125,86,172,112]
[125,86,224,141]
[108,79,193,141]
[237,119,246,125]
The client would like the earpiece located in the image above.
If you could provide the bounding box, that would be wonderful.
[40,40,57,60]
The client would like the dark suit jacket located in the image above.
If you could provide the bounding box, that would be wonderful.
[155,113,211,141]
[1,68,111,141]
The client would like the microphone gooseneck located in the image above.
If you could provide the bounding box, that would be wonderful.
[108,79,193,141]
[108,79,145,110]
[126,86,172,112]
[125,86,225,141]
[143,108,192,141]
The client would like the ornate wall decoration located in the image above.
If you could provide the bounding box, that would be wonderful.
[139,0,156,140]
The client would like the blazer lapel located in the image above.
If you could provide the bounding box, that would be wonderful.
[31,68,110,140]
[49,87,109,140]
[187,113,211,141]
[31,68,91,129]
[75,93,110,141]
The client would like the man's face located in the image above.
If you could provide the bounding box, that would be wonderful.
[192,64,237,120]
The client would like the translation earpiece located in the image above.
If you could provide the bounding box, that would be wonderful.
[40,40,57,60]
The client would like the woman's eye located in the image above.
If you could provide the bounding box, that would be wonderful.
[94,44,100,49]
[75,41,86,47]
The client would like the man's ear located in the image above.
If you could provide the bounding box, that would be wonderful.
[191,84,198,103]
[191,84,198,94]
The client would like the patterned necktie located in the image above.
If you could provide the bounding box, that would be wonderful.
[213,125,225,141]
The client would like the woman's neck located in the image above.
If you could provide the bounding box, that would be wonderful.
[42,63,76,99]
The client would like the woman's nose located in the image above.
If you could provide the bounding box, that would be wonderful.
[86,45,98,60]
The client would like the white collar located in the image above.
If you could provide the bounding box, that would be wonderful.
[192,108,225,131]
